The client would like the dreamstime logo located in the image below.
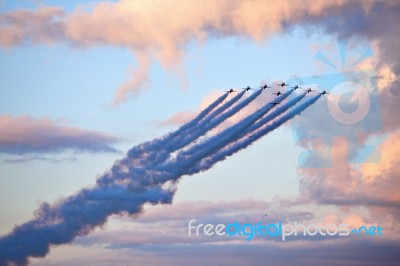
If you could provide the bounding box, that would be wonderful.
[187,219,383,241]
[288,41,382,168]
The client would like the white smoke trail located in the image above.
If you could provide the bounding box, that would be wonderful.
[139,89,262,163]
[0,185,173,265]
[126,89,296,188]
[176,89,295,158]
[141,90,248,166]
[125,91,230,159]
[103,89,288,189]
[97,90,246,186]
[189,94,322,173]
[98,89,258,186]
[223,92,308,146]
[99,89,295,190]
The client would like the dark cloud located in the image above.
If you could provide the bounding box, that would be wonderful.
[286,0,400,130]
[304,1,400,75]
[278,0,400,226]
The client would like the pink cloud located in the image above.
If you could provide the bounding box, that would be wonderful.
[155,111,196,127]
[0,115,119,154]
[298,133,400,222]
[155,90,224,127]
[67,198,399,262]
[112,52,151,106]
[3,0,386,104]
[0,6,65,46]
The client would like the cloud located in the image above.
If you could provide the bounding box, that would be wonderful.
[0,115,119,154]
[30,238,400,266]
[61,199,400,266]
[90,239,400,266]
[71,198,399,249]
[137,198,310,224]
[155,90,227,127]
[71,199,309,249]
[112,52,151,106]
[361,132,400,181]
[1,1,399,263]
[289,0,400,132]
[0,6,65,46]
[30,234,400,266]
[154,111,196,127]
[1,0,376,104]
[298,134,400,211]
[2,156,78,164]
[378,87,400,133]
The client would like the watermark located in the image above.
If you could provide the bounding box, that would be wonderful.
[187,219,383,241]
[288,41,383,168]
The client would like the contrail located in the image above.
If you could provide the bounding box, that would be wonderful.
[227,92,308,145]
[185,91,308,161]
[98,89,250,186]
[129,89,295,188]
[178,89,294,158]
[97,91,239,186]
[123,91,230,161]
[247,92,307,134]
[150,89,260,162]
[189,95,322,173]
[0,185,174,265]
[0,87,320,265]
[103,89,291,189]
[140,90,248,165]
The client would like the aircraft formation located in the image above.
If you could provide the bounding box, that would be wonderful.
[225,81,329,105]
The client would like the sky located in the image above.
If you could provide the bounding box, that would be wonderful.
[0,0,399,265]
